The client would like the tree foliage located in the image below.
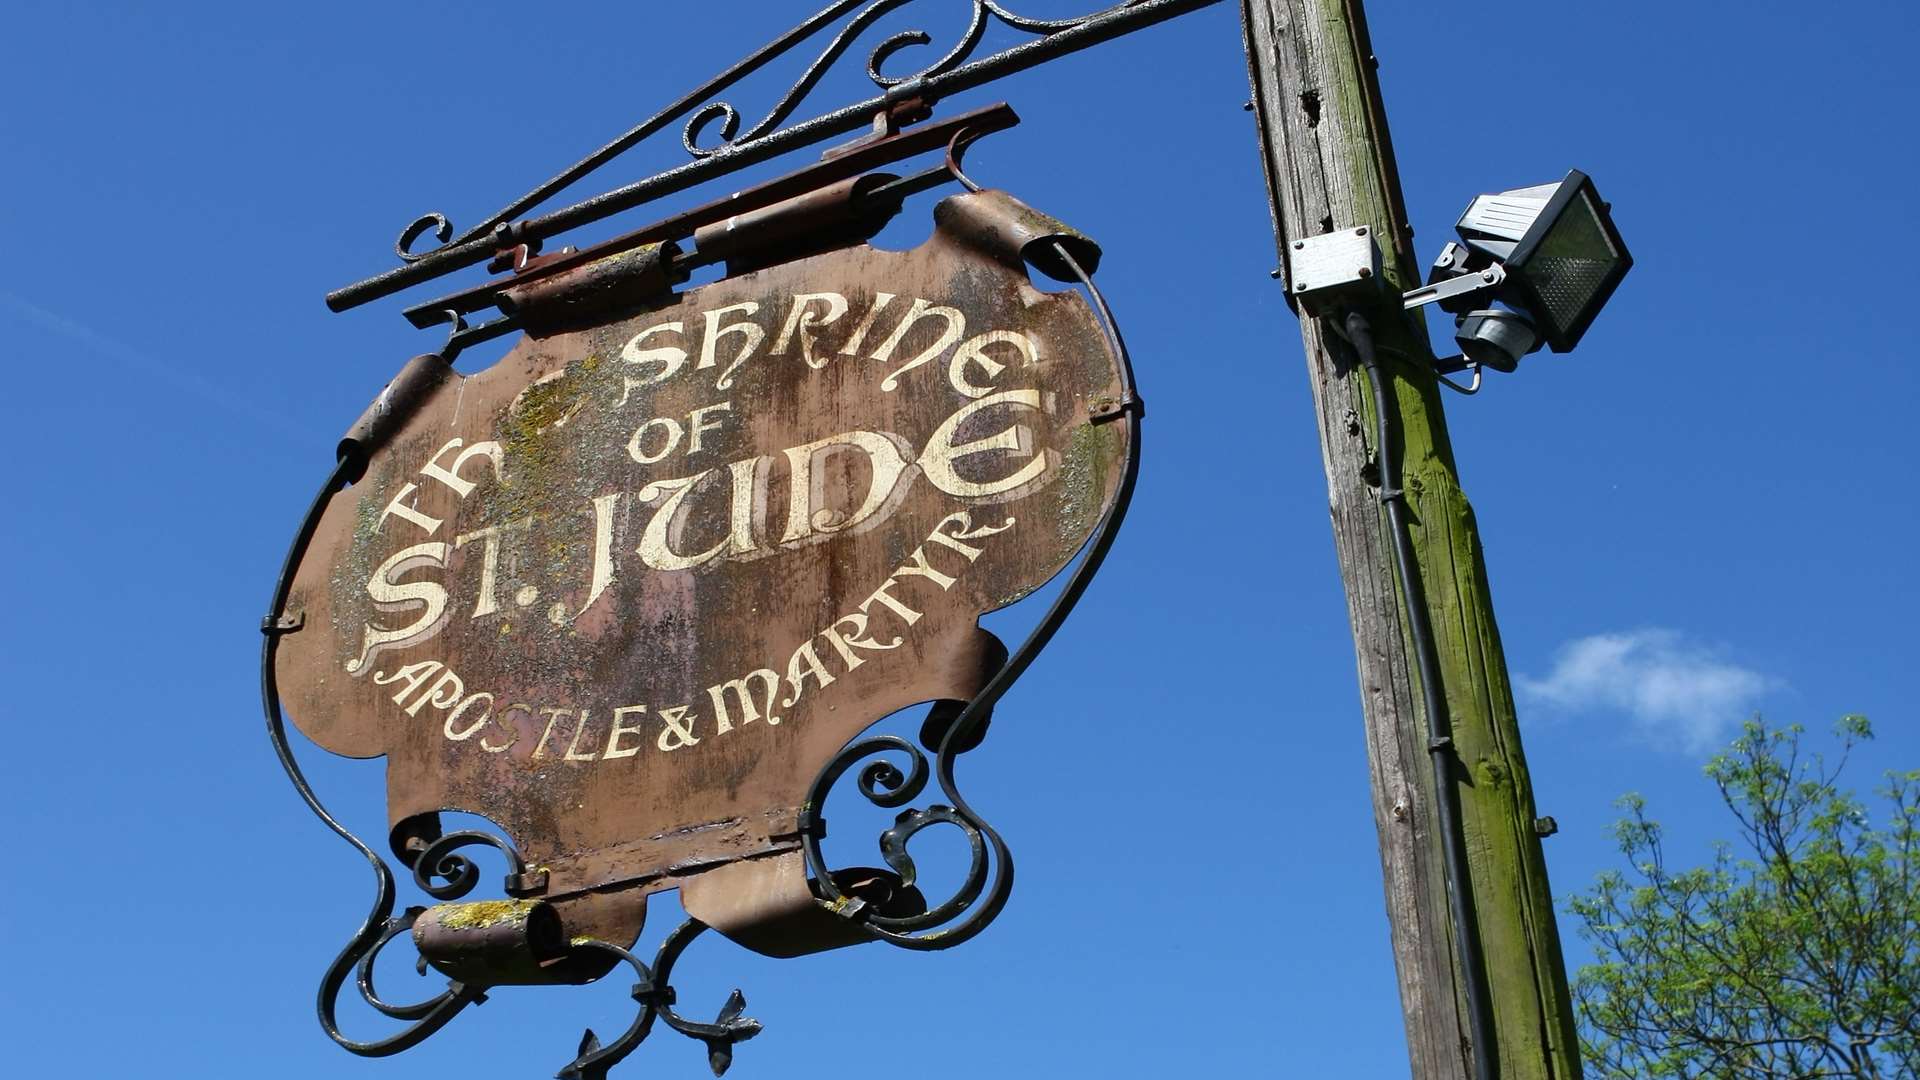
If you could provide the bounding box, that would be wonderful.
[1569,717,1920,1078]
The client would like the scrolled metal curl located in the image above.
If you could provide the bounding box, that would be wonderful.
[559,920,762,1080]
[394,1,1154,247]
[863,1,987,87]
[879,802,992,928]
[354,908,463,1021]
[682,0,981,157]
[394,211,454,262]
[802,725,1012,949]
[409,829,529,901]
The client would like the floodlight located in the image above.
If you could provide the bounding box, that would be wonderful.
[1468,171,1632,351]
[1401,169,1632,372]
[1285,168,1630,377]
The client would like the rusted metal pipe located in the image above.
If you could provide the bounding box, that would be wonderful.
[413,899,568,987]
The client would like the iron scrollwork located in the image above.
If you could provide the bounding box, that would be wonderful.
[560,923,763,1080]
[391,1,1172,262]
[330,0,1224,313]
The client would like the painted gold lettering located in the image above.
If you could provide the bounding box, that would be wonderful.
[926,516,984,560]
[550,493,620,627]
[820,612,902,671]
[893,544,957,591]
[604,706,648,759]
[564,710,600,762]
[699,302,763,391]
[635,470,729,572]
[532,706,572,759]
[373,660,443,709]
[410,668,465,717]
[918,389,1049,498]
[616,321,687,405]
[874,297,965,391]
[378,482,442,536]
[454,523,510,618]
[779,431,913,543]
[782,639,836,708]
[347,543,452,674]
[420,437,504,497]
[948,330,1037,399]
[861,577,923,627]
[657,705,699,752]
[688,401,733,456]
[444,692,495,741]
[839,292,895,356]
[707,669,781,733]
[939,510,1017,543]
[626,415,685,465]
[727,458,763,557]
[482,703,529,753]
[771,292,849,368]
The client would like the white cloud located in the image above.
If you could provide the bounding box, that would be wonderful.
[1515,629,1777,753]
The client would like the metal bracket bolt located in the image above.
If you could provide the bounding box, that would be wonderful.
[1088,395,1144,423]
[507,869,551,896]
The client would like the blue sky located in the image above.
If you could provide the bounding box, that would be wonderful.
[3,1,1915,1076]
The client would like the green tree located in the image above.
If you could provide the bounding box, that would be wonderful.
[1569,717,1920,1078]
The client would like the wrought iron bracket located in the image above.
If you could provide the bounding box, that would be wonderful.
[323,0,1227,320]
[275,3,1188,1074]
[400,101,1019,347]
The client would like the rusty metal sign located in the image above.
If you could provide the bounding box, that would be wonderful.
[276,188,1133,976]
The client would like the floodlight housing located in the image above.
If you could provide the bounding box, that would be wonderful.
[1291,168,1631,377]
[1455,169,1632,352]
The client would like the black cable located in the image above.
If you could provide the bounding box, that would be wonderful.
[1344,310,1497,1080]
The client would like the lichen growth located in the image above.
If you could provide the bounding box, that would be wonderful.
[495,357,600,525]
[1054,418,1117,543]
[432,899,537,930]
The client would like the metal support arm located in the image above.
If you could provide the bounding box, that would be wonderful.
[1400,263,1504,311]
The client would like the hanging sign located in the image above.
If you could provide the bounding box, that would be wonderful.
[276,189,1132,955]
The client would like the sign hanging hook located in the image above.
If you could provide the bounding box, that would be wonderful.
[945,127,989,193]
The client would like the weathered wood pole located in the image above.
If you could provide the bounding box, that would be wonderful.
[1239,1,1582,1076]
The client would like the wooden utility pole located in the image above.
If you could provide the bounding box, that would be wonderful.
[1240,2,1582,1077]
